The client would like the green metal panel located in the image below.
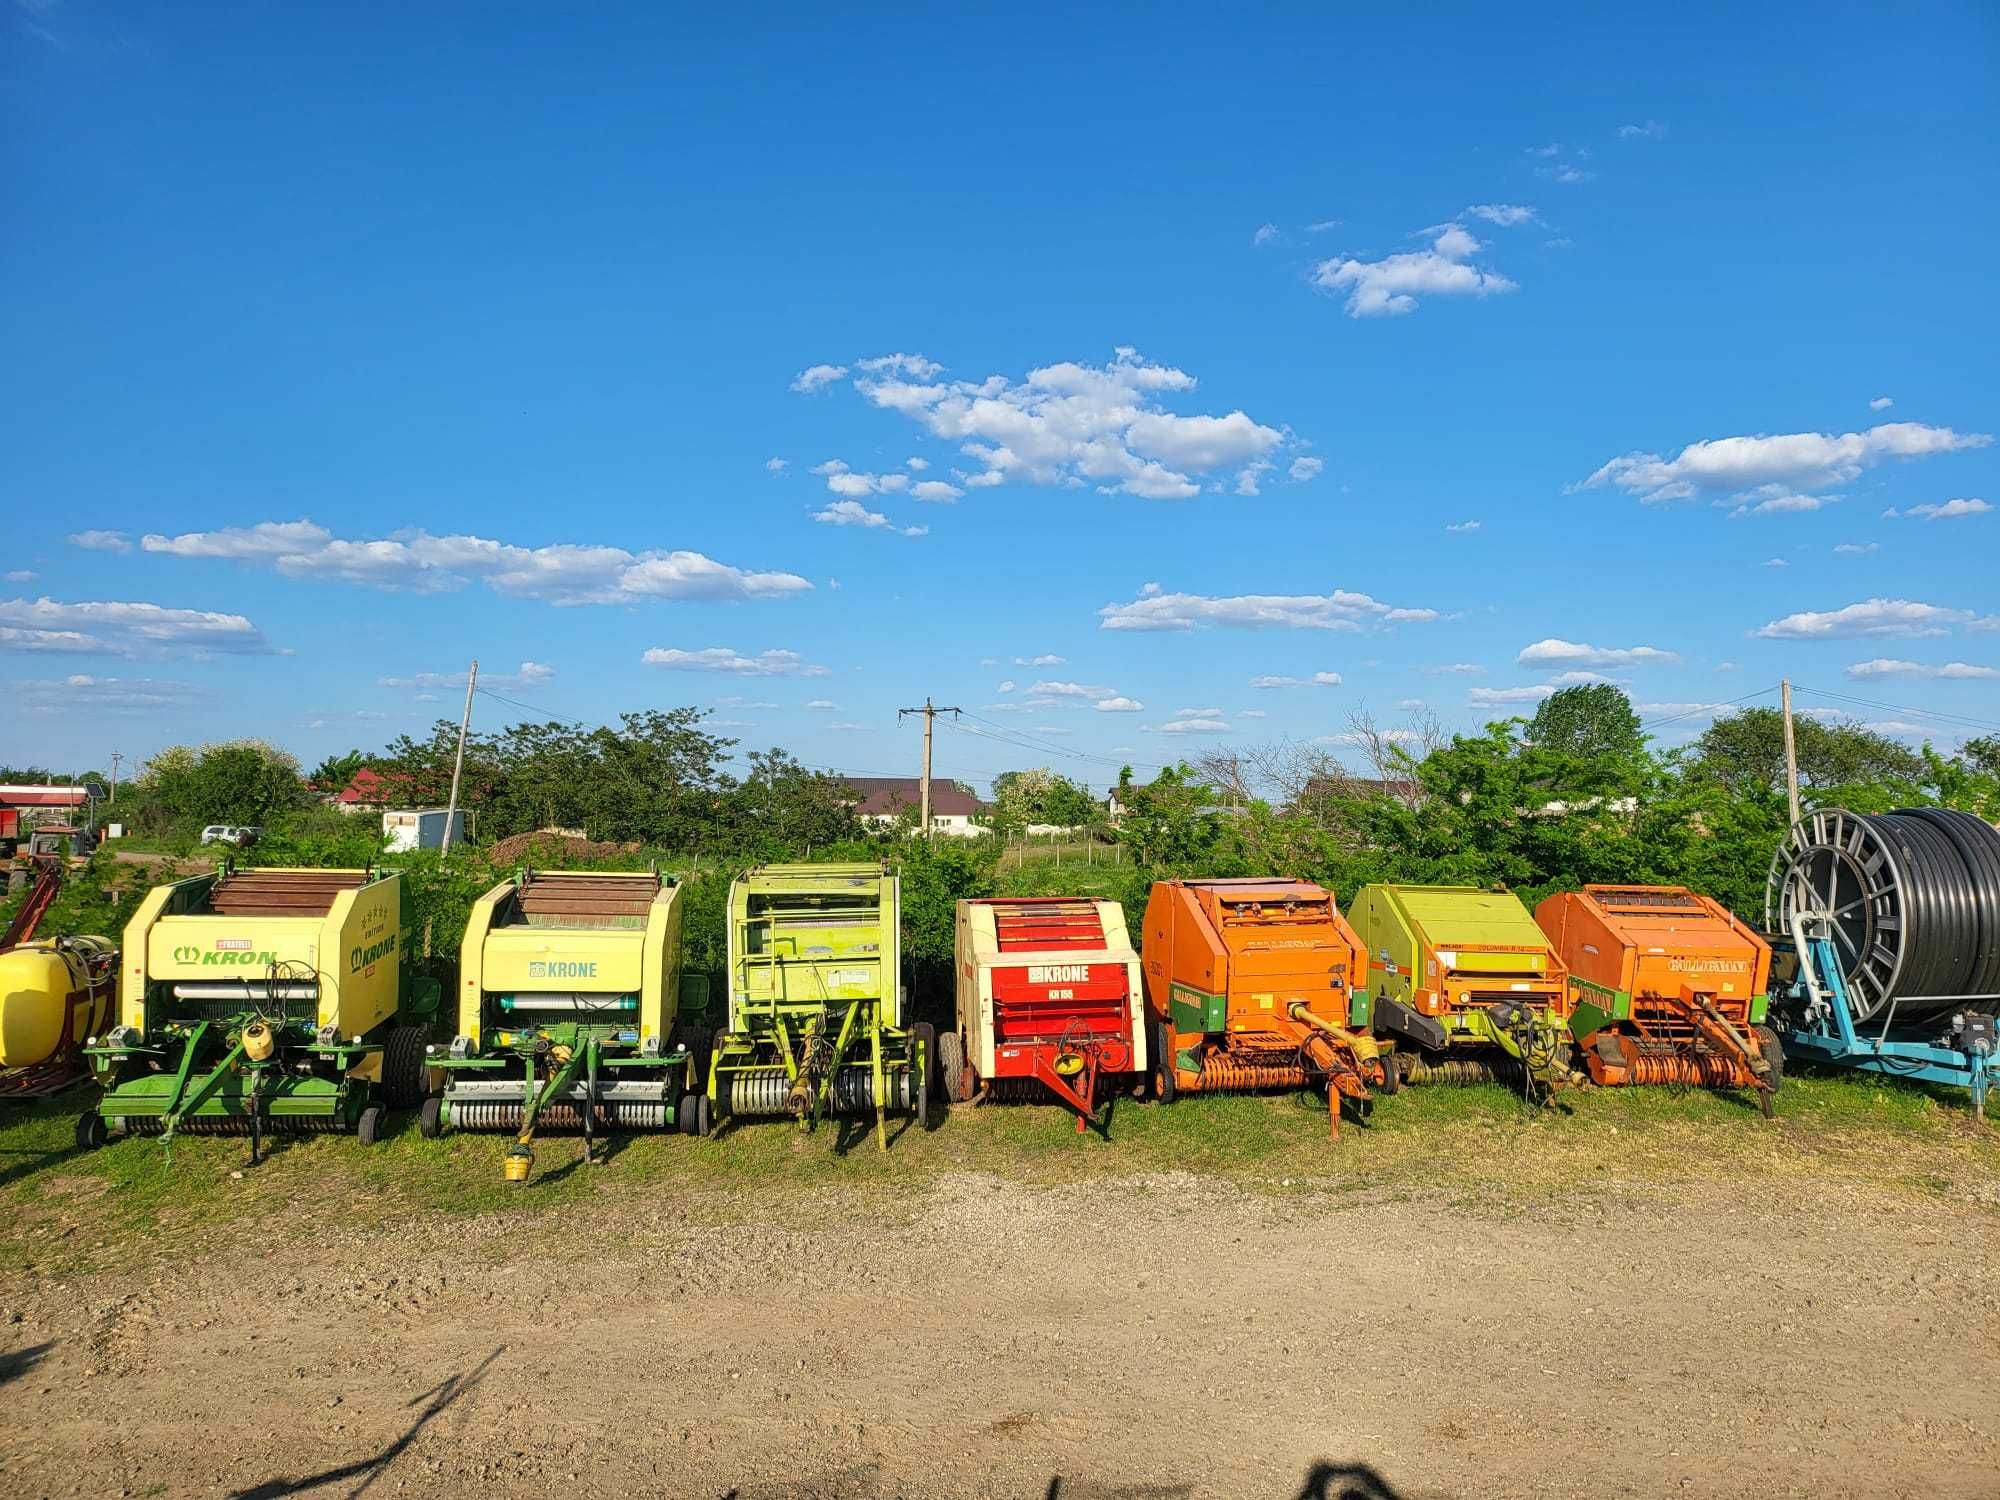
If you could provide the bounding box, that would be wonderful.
[1167,981,1226,1036]
[1566,975,1630,1041]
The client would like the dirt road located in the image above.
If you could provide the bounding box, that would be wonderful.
[2,1165,1995,1499]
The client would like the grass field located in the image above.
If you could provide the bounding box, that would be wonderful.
[3,1067,1994,1282]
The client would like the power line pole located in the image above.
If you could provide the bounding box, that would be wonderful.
[897,697,960,840]
[1781,678,1802,827]
[443,659,478,857]
[108,751,123,805]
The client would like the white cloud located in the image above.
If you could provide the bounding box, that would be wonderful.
[806,698,837,709]
[1538,163,1596,184]
[1306,219,1341,234]
[810,499,927,537]
[1469,684,1559,705]
[855,353,942,379]
[1885,497,1990,521]
[1101,584,1437,632]
[3,570,35,583]
[1253,222,1279,247]
[1545,236,1574,249]
[1313,670,1344,686]
[641,647,831,677]
[1582,421,1990,505]
[381,661,554,691]
[1465,203,1537,226]
[68,529,131,553]
[905,457,928,471]
[765,457,788,473]
[848,346,1287,501]
[1730,488,1835,518]
[1015,654,1065,666]
[909,479,962,502]
[1754,598,1995,640]
[1862,720,1938,740]
[1235,460,1273,497]
[1427,662,1485,676]
[1318,727,1426,747]
[1248,672,1341,688]
[1833,541,1879,555]
[1617,121,1667,139]
[0,596,270,656]
[1312,224,1516,317]
[1396,697,1426,711]
[139,519,809,604]
[1846,658,1997,680]
[1763,558,1789,568]
[790,363,849,393]
[1446,519,1481,533]
[1870,396,1894,411]
[1517,638,1678,669]
[1289,456,1324,483]
[1150,713,1230,735]
[1029,679,1140,713]
[826,722,865,732]
[10,674,206,716]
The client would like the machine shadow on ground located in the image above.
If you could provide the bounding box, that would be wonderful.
[226,1346,505,1500]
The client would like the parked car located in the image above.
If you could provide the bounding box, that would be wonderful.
[199,825,261,847]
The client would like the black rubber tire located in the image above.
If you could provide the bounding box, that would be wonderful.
[417,1094,445,1140]
[356,1104,386,1147]
[938,1028,966,1103]
[382,1024,430,1110]
[1377,1049,1400,1095]
[693,1092,714,1138]
[1753,1024,1786,1094]
[910,1022,937,1128]
[676,1091,699,1136]
[677,1026,713,1095]
[75,1111,106,1151]
[1154,1018,1177,1105]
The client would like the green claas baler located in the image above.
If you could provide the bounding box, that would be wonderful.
[704,862,933,1149]
[423,869,711,1182]
[1347,883,1573,1098]
[81,866,437,1158]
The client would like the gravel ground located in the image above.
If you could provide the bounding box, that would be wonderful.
[2,1166,1996,1499]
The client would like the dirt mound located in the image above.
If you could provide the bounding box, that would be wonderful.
[485,829,643,866]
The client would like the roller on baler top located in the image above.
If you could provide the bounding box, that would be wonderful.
[1347,883,1571,1098]
[81,866,438,1159]
[1535,885,1779,1112]
[946,896,1146,1133]
[705,862,934,1150]
[424,869,710,1182]
[1141,878,1385,1137]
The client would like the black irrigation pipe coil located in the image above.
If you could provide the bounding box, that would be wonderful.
[1766,806,2000,1023]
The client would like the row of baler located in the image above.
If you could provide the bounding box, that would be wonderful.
[52,859,1780,1177]
[943,876,1779,1131]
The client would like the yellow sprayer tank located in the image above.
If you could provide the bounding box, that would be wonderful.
[0,937,116,1068]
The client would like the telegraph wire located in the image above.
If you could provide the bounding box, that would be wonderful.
[1793,685,2000,735]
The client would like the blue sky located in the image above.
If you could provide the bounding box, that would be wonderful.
[5,1,1997,794]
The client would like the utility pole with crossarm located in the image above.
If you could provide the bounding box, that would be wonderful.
[897,697,961,840]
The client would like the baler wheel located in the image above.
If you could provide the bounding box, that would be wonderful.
[676,1091,700,1135]
[1153,1019,1176,1105]
[912,1022,937,1128]
[356,1104,386,1147]
[382,1024,430,1110]
[1753,1025,1786,1094]
[691,1093,714,1138]
[1378,1051,1401,1095]
[417,1094,444,1139]
[939,1029,966,1103]
[75,1111,106,1152]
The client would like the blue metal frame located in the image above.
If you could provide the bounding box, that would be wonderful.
[1778,916,1995,1120]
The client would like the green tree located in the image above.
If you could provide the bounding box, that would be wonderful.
[307,749,369,791]
[1686,707,1925,798]
[728,750,861,857]
[1111,765,1231,872]
[1527,684,1644,760]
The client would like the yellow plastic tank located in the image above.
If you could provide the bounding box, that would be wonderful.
[0,938,116,1068]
